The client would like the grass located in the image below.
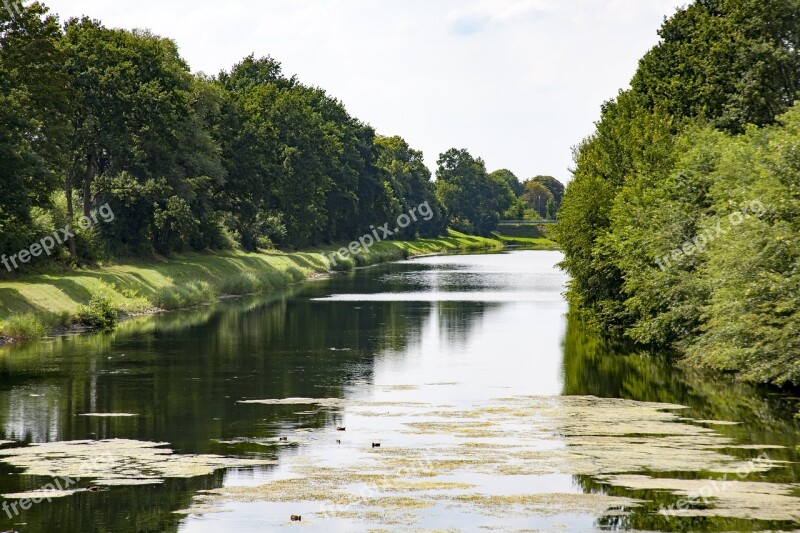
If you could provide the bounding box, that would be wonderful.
[0,231,501,342]
[493,234,559,249]
[491,222,559,249]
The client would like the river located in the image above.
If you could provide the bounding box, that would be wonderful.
[0,250,798,532]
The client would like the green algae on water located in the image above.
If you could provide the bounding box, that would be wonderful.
[0,439,274,485]
[79,413,138,417]
[2,489,80,499]
[181,395,789,527]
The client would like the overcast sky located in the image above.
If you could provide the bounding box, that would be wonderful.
[42,0,686,184]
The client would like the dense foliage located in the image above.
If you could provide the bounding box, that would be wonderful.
[435,149,514,235]
[556,0,800,385]
[0,4,457,267]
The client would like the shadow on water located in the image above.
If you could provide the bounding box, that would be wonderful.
[563,312,800,532]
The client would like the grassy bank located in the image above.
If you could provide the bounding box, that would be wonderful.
[0,231,501,343]
[492,223,559,249]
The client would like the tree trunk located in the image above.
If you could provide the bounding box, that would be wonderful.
[65,169,77,259]
[83,152,95,217]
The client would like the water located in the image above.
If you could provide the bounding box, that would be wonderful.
[0,251,797,532]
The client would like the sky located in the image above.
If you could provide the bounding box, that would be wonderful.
[42,0,687,185]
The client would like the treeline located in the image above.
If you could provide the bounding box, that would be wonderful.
[557,0,800,386]
[1,3,455,268]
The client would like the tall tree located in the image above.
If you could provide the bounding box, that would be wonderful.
[490,169,523,197]
[435,149,513,235]
[521,181,553,219]
[375,135,446,238]
[530,175,565,209]
[0,2,70,260]
[632,0,800,132]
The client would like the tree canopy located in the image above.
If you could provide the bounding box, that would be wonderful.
[435,149,514,235]
[556,0,800,385]
[0,5,459,267]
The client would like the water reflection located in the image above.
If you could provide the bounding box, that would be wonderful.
[564,311,800,531]
[0,251,796,532]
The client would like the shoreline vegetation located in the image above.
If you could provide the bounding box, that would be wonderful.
[0,232,545,345]
[556,0,800,387]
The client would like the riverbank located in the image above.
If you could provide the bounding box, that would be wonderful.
[0,231,502,344]
[492,222,559,249]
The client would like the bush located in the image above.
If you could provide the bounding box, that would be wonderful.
[217,271,261,295]
[0,312,48,339]
[152,281,216,310]
[76,296,119,330]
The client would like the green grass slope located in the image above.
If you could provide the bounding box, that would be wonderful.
[0,231,501,342]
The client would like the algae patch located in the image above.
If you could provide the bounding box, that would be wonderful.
[0,439,274,485]
[601,474,800,522]
[450,493,642,518]
[79,413,138,417]
[2,489,80,499]
[239,397,429,408]
[181,395,790,528]
[92,478,165,486]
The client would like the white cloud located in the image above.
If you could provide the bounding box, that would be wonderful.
[446,0,555,35]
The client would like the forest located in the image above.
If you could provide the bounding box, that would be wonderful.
[0,2,564,275]
[557,0,800,386]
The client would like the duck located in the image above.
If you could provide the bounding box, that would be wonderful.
[336,426,346,431]
[278,437,288,442]
[290,515,302,522]
[372,443,381,448]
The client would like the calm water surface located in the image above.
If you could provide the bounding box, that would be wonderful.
[0,251,798,532]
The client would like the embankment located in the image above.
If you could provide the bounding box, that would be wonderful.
[0,231,502,343]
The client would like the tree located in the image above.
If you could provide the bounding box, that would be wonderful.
[632,0,800,132]
[435,149,513,235]
[531,175,565,209]
[0,3,70,261]
[490,169,523,197]
[556,0,800,385]
[521,181,553,219]
[545,197,557,220]
[375,135,446,238]
[556,91,677,332]
[687,104,800,385]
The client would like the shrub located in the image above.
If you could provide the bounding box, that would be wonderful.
[152,281,216,310]
[217,271,261,296]
[76,296,119,330]
[0,312,48,339]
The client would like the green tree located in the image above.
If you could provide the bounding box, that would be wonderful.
[556,92,677,332]
[375,135,446,238]
[686,104,800,385]
[545,197,557,220]
[521,181,553,219]
[490,169,523,197]
[435,149,513,235]
[632,0,800,133]
[0,3,70,261]
[531,175,565,208]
